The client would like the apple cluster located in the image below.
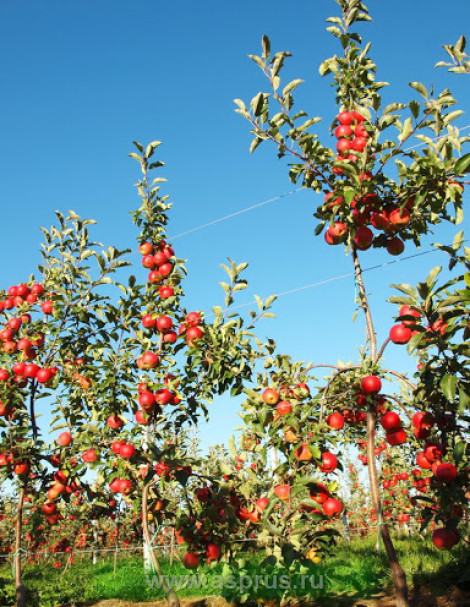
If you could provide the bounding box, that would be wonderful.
[389,305,448,346]
[321,110,418,256]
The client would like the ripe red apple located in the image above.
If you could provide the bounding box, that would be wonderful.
[354,123,369,138]
[14,461,29,475]
[135,410,150,425]
[163,246,174,259]
[327,412,345,430]
[273,485,291,501]
[324,192,344,210]
[107,415,123,429]
[322,497,343,517]
[31,283,45,296]
[413,411,435,428]
[388,207,410,228]
[386,237,405,256]
[148,270,163,283]
[183,553,199,569]
[424,442,445,463]
[142,255,156,269]
[354,227,373,250]
[42,502,57,515]
[142,314,156,329]
[310,483,329,504]
[24,363,40,379]
[353,110,366,122]
[338,111,355,125]
[389,324,412,344]
[36,368,53,384]
[8,318,22,331]
[139,242,154,256]
[326,222,348,245]
[255,497,269,512]
[435,463,457,483]
[186,326,204,345]
[370,210,390,230]
[57,432,72,447]
[399,305,421,326]
[262,388,280,405]
[206,543,221,563]
[334,124,353,138]
[41,301,54,315]
[432,528,460,550]
[276,401,292,416]
[155,388,172,406]
[16,338,33,352]
[158,263,173,278]
[119,479,132,495]
[111,441,124,455]
[186,312,202,327]
[153,251,167,266]
[381,411,402,431]
[159,286,174,299]
[386,428,407,446]
[320,452,338,473]
[120,444,136,459]
[416,452,432,469]
[337,138,352,153]
[163,331,177,344]
[139,392,156,412]
[139,352,160,370]
[156,316,173,333]
[361,375,382,395]
[351,136,368,152]
[82,449,98,463]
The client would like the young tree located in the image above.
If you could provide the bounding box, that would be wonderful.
[235,1,469,605]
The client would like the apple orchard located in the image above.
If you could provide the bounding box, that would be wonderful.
[0,2,469,607]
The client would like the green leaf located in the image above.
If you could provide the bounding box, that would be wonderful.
[282,79,304,96]
[458,385,470,414]
[453,440,465,463]
[454,153,470,175]
[390,283,419,299]
[398,117,413,142]
[409,82,428,98]
[440,374,458,401]
[261,35,271,59]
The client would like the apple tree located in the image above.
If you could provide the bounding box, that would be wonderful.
[235,0,469,604]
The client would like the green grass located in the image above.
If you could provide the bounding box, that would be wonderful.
[0,535,469,606]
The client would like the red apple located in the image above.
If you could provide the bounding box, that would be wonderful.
[120,444,136,459]
[183,553,199,569]
[389,324,412,344]
[320,452,338,473]
[338,111,355,125]
[361,375,382,395]
[432,528,460,550]
[327,412,345,429]
[381,411,402,431]
[262,388,280,405]
[386,237,405,256]
[322,497,343,517]
[276,401,292,416]
[57,432,72,447]
[273,485,291,501]
[435,463,457,483]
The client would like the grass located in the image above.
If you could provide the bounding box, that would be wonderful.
[0,535,469,606]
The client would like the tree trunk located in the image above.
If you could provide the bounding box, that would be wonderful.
[15,488,27,607]
[367,410,409,607]
[142,481,180,607]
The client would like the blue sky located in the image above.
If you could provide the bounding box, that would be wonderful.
[0,0,469,449]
